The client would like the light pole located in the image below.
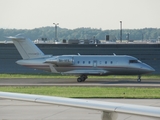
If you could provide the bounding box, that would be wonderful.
[120,21,122,42]
[127,33,130,41]
[53,23,59,42]
[142,33,144,42]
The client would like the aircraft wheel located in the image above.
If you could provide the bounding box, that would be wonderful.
[77,78,82,82]
[81,77,86,82]
[80,75,87,82]
[137,78,141,82]
[83,75,87,79]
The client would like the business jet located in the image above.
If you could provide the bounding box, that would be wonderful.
[0,92,160,120]
[8,34,155,82]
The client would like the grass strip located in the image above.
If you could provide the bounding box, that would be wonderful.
[0,86,160,99]
[0,73,160,79]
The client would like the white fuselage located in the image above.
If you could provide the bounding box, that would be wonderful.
[16,55,154,75]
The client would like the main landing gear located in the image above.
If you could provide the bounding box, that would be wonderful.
[137,75,141,82]
[77,75,88,82]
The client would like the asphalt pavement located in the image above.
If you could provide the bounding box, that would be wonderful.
[0,78,160,87]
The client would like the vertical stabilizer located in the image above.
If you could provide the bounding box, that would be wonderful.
[9,35,44,59]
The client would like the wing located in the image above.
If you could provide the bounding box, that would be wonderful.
[62,69,109,75]
[0,92,160,120]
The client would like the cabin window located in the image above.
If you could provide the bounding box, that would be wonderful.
[83,61,85,64]
[88,61,91,64]
[105,61,107,64]
[110,61,113,64]
[77,61,80,64]
[129,60,141,63]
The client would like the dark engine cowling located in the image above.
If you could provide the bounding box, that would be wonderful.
[45,56,73,66]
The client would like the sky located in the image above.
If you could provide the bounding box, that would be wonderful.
[0,0,160,30]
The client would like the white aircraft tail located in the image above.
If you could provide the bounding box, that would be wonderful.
[8,35,44,59]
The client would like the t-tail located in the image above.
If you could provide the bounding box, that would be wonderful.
[8,34,45,59]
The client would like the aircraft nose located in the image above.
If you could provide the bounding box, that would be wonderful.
[142,64,155,73]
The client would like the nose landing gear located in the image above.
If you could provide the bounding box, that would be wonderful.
[77,75,88,82]
[137,75,141,82]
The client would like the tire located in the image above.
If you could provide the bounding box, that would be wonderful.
[137,79,141,82]
[77,78,82,82]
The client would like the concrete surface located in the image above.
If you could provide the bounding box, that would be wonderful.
[0,98,160,120]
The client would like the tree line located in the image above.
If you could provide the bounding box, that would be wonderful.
[0,27,160,41]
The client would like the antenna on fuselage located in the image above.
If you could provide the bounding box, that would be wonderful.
[77,53,81,56]
[113,53,116,56]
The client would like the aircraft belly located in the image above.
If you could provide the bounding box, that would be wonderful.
[54,66,145,75]
[31,66,148,75]
[103,67,145,75]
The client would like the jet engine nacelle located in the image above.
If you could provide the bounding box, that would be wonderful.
[45,56,73,66]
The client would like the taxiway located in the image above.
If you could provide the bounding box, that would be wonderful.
[0,78,160,87]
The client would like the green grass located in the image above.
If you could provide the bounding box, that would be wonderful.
[0,86,160,99]
[0,73,160,79]
[0,74,159,98]
[0,73,65,78]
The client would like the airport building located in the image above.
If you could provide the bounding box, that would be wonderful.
[0,43,160,74]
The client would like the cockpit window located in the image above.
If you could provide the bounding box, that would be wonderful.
[129,60,141,63]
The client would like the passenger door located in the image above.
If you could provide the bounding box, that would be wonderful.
[93,61,97,67]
